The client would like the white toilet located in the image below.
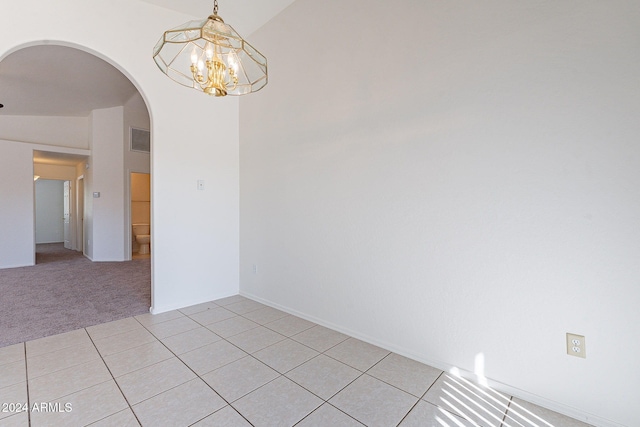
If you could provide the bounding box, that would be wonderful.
[132,223,151,254]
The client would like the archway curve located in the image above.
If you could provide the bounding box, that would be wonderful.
[0,39,154,123]
[0,39,156,313]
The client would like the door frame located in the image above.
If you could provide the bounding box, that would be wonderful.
[63,180,71,249]
[76,175,85,254]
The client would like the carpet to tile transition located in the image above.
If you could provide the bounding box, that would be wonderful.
[0,243,151,347]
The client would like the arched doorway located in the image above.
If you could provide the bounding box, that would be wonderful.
[0,43,153,345]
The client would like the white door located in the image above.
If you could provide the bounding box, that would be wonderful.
[63,181,71,249]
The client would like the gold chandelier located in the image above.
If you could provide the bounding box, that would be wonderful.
[153,0,267,97]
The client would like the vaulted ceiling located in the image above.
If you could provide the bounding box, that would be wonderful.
[139,0,296,35]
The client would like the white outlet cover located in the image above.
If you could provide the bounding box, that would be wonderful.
[567,333,586,358]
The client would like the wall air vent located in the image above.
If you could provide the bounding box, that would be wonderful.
[130,127,150,153]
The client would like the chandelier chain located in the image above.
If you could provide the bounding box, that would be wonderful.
[213,0,218,15]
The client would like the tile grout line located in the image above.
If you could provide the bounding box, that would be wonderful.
[424,371,445,395]
[280,345,430,426]
[88,321,160,360]
[85,326,143,427]
[22,335,101,379]
[134,314,257,427]
[225,298,482,426]
[396,370,465,426]
[5,297,591,427]
[14,299,494,427]
[393,367,439,427]
[253,317,317,338]
[184,302,422,426]
[18,298,447,427]
[438,373,512,427]
[188,308,342,359]
[356,351,437,426]
[360,360,444,405]
[211,317,359,406]
[181,312,298,425]
[417,371,498,426]
[360,352,423,396]
[178,303,365,426]
[500,398,514,427]
[187,405,255,427]
[306,401,367,426]
[23,342,31,427]
[286,370,366,426]
[445,374,514,424]
[14,298,484,427]
[395,399,420,427]
[278,349,368,423]
[17,329,125,426]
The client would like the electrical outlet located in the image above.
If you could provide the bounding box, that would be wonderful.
[252,264,257,274]
[567,333,586,358]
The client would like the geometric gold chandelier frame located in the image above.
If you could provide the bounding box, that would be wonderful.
[153,0,267,97]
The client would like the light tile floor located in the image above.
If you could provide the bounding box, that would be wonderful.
[0,295,594,427]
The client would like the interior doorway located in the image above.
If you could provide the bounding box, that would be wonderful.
[34,177,83,257]
[130,172,151,259]
[35,179,66,247]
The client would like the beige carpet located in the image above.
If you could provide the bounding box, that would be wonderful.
[0,243,151,348]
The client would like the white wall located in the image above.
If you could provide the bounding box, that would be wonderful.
[86,107,125,261]
[0,140,34,268]
[151,96,240,311]
[0,0,241,309]
[0,115,89,148]
[240,1,640,426]
[124,92,151,175]
[35,180,64,244]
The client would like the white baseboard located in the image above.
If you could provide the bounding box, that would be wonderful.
[0,261,35,269]
[240,290,625,427]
